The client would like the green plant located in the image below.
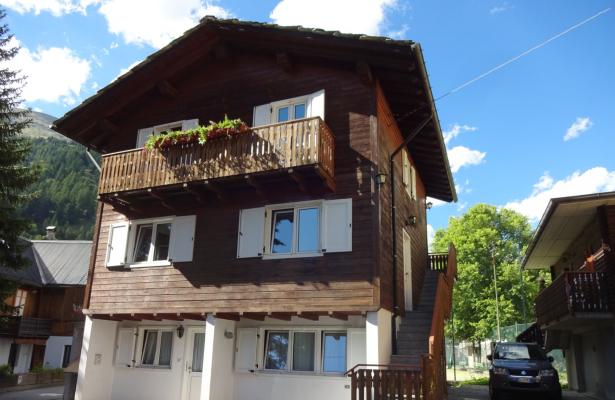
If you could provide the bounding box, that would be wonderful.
[0,364,12,377]
[144,115,249,150]
[457,376,489,386]
[29,366,64,374]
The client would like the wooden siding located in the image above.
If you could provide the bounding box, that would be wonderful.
[86,55,380,315]
[375,82,429,314]
[98,117,335,195]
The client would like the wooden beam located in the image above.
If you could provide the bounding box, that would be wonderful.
[155,313,184,321]
[203,180,226,201]
[241,312,266,321]
[328,312,348,321]
[245,175,267,199]
[356,61,373,85]
[213,43,231,61]
[276,52,293,72]
[147,188,175,210]
[214,312,240,321]
[156,80,178,99]
[268,312,292,321]
[183,183,205,204]
[297,312,319,321]
[314,165,336,192]
[133,313,162,321]
[288,168,307,193]
[181,313,205,321]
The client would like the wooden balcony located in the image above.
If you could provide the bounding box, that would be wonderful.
[535,267,613,328]
[0,317,53,338]
[98,117,335,199]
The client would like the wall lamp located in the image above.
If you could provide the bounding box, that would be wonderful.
[176,325,185,339]
[375,172,387,187]
[426,202,433,210]
[406,215,417,226]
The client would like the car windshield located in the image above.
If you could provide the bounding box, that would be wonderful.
[494,343,546,361]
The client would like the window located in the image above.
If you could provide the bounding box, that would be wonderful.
[273,97,307,123]
[253,90,324,127]
[130,221,172,264]
[402,150,417,200]
[267,204,320,257]
[140,329,173,368]
[261,329,348,374]
[136,119,199,148]
[106,215,196,268]
[322,332,347,373]
[13,289,27,316]
[62,345,72,368]
[237,199,352,259]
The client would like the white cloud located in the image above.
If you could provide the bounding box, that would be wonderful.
[6,38,91,105]
[98,0,231,49]
[270,0,397,36]
[2,0,98,16]
[442,123,477,145]
[386,24,409,39]
[489,2,512,15]
[447,146,486,173]
[427,224,435,250]
[426,197,447,208]
[114,60,142,81]
[504,167,615,222]
[563,117,593,141]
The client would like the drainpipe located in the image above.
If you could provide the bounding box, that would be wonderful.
[390,115,432,355]
[85,148,101,172]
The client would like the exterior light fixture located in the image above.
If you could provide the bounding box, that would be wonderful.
[406,215,417,226]
[375,173,387,187]
[224,330,234,339]
[426,202,433,210]
[176,325,185,338]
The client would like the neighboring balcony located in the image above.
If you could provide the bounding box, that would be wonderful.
[0,316,53,338]
[98,117,335,202]
[535,248,614,329]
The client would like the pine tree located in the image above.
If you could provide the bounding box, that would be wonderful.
[0,9,38,313]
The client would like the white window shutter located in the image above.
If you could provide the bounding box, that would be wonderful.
[347,328,366,370]
[115,328,137,367]
[410,165,417,199]
[235,328,258,372]
[402,150,410,188]
[322,199,352,253]
[306,89,325,120]
[106,222,129,267]
[136,128,153,148]
[237,207,265,258]
[169,215,197,263]
[181,119,199,131]
[253,104,271,127]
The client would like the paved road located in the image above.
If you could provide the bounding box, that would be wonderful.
[450,385,598,400]
[0,386,63,400]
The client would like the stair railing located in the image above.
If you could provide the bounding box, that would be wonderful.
[346,364,423,400]
[421,243,457,400]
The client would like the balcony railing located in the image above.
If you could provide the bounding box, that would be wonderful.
[0,317,53,338]
[535,270,612,326]
[98,117,335,195]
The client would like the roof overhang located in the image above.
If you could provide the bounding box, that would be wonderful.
[52,17,455,202]
[522,191,615,270]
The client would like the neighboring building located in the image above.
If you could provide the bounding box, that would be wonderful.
[520,192,615,400]
[52,18,457,400]
[0,236,90,374]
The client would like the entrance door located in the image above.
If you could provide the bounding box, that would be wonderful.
[403,230,413,311]
[182,328,205,400]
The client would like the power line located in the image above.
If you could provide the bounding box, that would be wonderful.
[434,7,611,101]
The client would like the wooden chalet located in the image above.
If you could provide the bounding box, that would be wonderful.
[53,17,457,400]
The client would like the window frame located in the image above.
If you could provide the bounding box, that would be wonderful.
[263,200,323,259]
[136,327,174,369]
[126,216,174,268]
[271,95,309,123]
[259,327,350,375]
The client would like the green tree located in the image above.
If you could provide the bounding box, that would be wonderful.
[0,10,38,312]
[433,204,546,342]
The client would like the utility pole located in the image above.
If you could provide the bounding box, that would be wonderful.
[491,249,502,342]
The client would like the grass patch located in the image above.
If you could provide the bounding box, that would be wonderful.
[457,376,489,386]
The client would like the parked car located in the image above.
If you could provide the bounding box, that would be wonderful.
[487,342,561,400]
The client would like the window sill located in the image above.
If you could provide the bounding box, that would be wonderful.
[262,252,324,260]
[247,370,346,378]
[128,261,172,269]
[135,365,173,370]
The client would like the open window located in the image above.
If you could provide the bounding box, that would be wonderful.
[135,119,198,148]
[137,328,174,369]
[252,90,325,127]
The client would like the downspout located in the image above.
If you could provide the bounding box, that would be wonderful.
[390,115,432,355]
[85,148,101,172]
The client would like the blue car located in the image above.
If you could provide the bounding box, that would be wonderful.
[488,342,562,400]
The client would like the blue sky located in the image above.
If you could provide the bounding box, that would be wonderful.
[4,0,615,240]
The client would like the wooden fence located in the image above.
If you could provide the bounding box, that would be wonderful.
[346,365,422,400]
[98,117,335,195]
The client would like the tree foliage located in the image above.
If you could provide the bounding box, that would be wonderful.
[19,137,99,240]
[433,204,547,341]
[0,10,39,312]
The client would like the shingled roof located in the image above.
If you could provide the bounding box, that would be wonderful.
[53,17,456,202]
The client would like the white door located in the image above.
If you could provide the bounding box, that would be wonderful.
[403,230,413,311]
[182,328,205,400]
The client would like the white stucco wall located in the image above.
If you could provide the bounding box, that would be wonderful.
[234,372,350,400]
[203,316,236,400]
[366,309,392,364]
[13,343,32,374]
[43,336,73,368]
[0,338,12,366]
[76,316,117,400]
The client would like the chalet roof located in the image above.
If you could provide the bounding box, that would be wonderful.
[53,17,456,202]
[521,191,615,270]
[0,240,91,287]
